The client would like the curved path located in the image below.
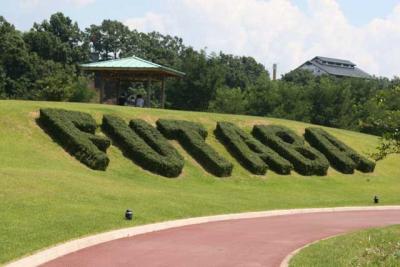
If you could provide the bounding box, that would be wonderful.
[40,208,400,267]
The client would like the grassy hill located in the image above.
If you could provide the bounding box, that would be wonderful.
[290,225,400,266]
[1,100,399,263]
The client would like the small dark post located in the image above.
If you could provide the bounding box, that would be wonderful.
[99,74,105,104]
[374,195,379,204]
[125,209,133,220]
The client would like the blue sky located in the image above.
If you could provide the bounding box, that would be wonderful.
[292,0,400,26]
[1,0,400,77]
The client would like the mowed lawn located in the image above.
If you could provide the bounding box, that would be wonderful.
[0,100,399,263]
[290,225,400,266]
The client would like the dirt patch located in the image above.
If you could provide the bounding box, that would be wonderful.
[29,111,39,119]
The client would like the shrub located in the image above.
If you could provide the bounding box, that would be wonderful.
[102,115,184,177]
[252,125,329,176]
[156,119,233,177]
[208,87,248,114]
[215,122,292,175]
[39,108,110,170]
[305,127,375,173]
[69,76,96,103]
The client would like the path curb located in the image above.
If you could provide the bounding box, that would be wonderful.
[6,205,400,267]
[279,234,343,267]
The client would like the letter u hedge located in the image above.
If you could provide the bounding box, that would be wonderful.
[102,115,184,177]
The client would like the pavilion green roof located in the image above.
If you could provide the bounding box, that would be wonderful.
[80,56,185,77]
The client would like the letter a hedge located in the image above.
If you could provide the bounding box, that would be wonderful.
[102,115,184,177]
[39,108,110,170]
[305,127,375,173]
[156,119,233,177]
[252,125,329,176]
[215,122,292,175]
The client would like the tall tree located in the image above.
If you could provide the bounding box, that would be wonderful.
[208,87,247,114]
[24,12,88,65]
[86,20,130,59]
[167,48,225,110]
[217,52,269,89]
[0,16,33,98]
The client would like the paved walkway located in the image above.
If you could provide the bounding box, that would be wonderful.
[42,209,400,267]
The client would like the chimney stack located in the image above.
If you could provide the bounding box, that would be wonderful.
[272,63,277,81]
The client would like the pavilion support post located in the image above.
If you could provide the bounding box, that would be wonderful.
[99,74,105,104]
[116,79,121,105]
[161,76,166,109]
[146,78,152,108]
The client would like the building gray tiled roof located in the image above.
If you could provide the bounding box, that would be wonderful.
[297,56,371,79]
[314,56,355,66]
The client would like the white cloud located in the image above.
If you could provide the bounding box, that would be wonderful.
[124,0,400,78]
[124,12,173,34]
[68,0,96,7]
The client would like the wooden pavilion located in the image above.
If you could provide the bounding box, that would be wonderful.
[80,56,185,108]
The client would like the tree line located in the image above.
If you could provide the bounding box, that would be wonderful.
[0,12,399,158]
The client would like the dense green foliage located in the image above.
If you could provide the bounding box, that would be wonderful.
[0,14,93,101]
[305,127,375,173]
[215,122,292,175]
[156,119,233,177]
[208,87,247,114]
[252,125,329,176]
[366,86,400,161]
[102,115,184,177]
[39,108,110,170]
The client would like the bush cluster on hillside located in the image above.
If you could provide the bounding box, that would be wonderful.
[252,125,329,176]
[39,108,110,170]
[215,122,292,175]
[38,108,380,177]
[156,119,233,177]
[102,115,184,177]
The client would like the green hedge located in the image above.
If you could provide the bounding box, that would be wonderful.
[252,125,329,176]
[215,122,292,175]
[156,119,233,177]
[102,115,184,177]
[39,108,110,170]
[305,127,375,173]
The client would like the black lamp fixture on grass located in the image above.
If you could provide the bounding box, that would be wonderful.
[125,209,133,220]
